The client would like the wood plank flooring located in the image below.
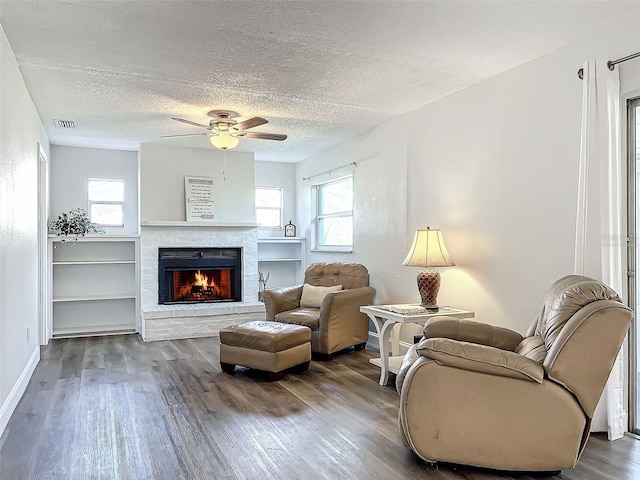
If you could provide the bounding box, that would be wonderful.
[1,335,639,479]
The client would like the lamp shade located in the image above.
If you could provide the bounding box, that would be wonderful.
[402,228,455,268]
[210,133,239,150]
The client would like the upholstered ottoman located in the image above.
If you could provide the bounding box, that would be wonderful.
[219,321,311,380]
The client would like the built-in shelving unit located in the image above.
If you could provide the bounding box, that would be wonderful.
[257,237,306,289]
[49,235,139,337]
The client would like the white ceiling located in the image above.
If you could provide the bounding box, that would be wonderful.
[0,1,636,162]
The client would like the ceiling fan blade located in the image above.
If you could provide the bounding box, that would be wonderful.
[234,117,268,130]
[161,132,209,138]
[244,132,287,141]
[171,117,210,128]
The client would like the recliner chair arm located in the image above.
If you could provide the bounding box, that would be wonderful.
[417,338,544,383]
[396,344,421,394]
[320,286,376,311]
[423,317,523,351]
[263,285,303,320]
[314,286,376,354]
[318,287,376,326]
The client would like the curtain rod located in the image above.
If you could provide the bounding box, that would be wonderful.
[577,50,640,79]
[302,162,357,181]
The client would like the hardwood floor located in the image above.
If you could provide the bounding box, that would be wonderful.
[1,335,639,479]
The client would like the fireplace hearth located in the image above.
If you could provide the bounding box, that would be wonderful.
[158,248,242,304]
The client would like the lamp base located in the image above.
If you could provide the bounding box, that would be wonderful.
[417,269,440,310]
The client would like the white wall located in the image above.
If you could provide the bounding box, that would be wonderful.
[405,20,640,333]
[50,145,139,235]
[140,144,255,223]
[297,117,408,302]
[404,47,583,331]
[254,161,296,238]
[296,19,640,341]
[0,27,49,435]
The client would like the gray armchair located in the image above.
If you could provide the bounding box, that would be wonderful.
[263,263,376,360]
[396,275,632,472]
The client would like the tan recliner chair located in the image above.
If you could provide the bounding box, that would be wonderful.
[396,275,632,472]
[263,263,376,360]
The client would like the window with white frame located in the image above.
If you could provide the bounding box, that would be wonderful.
[88,178,125,227]
[255,187,283,228]
[313,175,353,250]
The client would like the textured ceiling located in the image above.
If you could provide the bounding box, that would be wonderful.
[0,1,637,162]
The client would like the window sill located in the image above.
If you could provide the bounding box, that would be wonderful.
[311,246,353,253]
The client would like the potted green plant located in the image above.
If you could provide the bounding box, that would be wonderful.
[48,208,105,243]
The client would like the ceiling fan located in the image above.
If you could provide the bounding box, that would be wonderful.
[162,110,287,150]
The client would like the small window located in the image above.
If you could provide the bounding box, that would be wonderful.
[255,187,283,228]
[88,178,124,227]
[313,175,353,250]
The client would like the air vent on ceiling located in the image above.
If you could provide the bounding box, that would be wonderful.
[53,119,77,128]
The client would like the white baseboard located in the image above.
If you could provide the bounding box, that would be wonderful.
[367,331,380,350]
[0,347,40,436]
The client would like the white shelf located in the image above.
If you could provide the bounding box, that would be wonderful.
[370,356,404,375]
[258,258,301,262]
[140,220,257,228]
[53,260,135,265]
[49,234,139,240]
[53,294,136,303]
[258,236,306,242]
[53,324,136,338]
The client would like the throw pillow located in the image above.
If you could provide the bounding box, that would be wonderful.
[300,283,342,308]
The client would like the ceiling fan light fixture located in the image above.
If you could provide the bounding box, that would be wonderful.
[167,111,286,147]
[210,132,239,150]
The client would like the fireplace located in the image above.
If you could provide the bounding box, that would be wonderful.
[158,247,242,304]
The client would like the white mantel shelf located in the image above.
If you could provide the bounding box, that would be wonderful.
[140,221,258,228]
[48,234,140,240]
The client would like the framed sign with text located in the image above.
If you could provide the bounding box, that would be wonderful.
[185,176,218,221]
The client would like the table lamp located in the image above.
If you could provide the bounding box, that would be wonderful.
[402,228,455,310]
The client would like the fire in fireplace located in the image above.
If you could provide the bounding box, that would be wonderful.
[158,248,242,304]
[172,269,231,302]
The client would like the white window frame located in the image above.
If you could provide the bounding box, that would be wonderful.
[88,178,125,227]
[627,96,640,434]
[255,186,283,229]
[312,174,353,252]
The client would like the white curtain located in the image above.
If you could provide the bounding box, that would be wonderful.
[574,59,625,440]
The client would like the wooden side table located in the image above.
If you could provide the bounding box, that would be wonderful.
[360,305,474,386]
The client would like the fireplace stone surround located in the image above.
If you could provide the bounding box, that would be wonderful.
[140,223,265,341]
[158,247,242,304]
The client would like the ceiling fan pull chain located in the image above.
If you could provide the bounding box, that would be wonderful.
[222,150,226,182]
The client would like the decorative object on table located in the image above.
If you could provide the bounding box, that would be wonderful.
[377,304,427,315]
[402,227,455,311]
[48,208,105,243]
[284,220,296,237]
[258,271,270,301]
